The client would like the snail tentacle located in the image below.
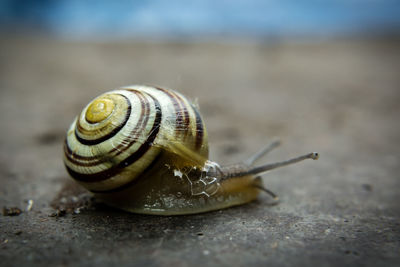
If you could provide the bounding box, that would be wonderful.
[244,139,281,166]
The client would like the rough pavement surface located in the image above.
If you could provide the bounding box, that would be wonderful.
[1,36,399,267]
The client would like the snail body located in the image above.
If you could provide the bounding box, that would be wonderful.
[64,85,318,215]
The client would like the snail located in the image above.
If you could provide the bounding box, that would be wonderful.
[63,85,319,215]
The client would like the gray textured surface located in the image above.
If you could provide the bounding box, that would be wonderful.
[0,36,399,266]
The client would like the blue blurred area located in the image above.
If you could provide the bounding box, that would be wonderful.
[1,0,400,39]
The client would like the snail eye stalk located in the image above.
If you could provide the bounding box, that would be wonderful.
[247,152,319,176]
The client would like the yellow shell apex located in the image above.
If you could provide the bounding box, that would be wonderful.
[85,98,115,123]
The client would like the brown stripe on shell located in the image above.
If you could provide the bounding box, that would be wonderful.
[89,152,163,193]
[192,104,204,150]
[64,90,149,167]
[65,93,162,183]
[173,92,191,137]
[154,87,181,136]
[64,137,104,165]
[74,94,131,146]
[112,90,150,156]
[155,87,190,137]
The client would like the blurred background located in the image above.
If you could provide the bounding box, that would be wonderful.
[1,0,400,40]
[1,1,400,266]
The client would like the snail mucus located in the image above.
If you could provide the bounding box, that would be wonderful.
[63,85,319,215]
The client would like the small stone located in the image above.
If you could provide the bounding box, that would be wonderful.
[26,200,34,211]
[361,184,373,192]
[2,207,22,216]
[14,230,23,235]
[49,209,66,217]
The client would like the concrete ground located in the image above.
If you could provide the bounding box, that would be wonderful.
[0,36,399,267]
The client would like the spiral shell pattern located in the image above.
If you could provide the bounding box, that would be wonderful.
[64,85,208,193]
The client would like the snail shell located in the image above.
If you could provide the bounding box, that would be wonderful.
[64,85,318,215]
